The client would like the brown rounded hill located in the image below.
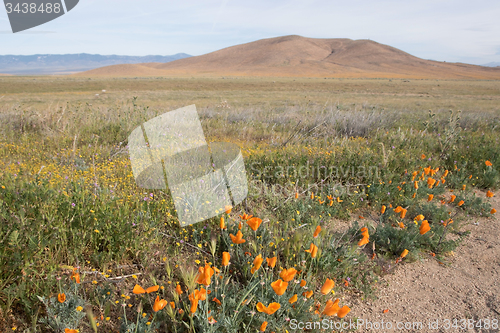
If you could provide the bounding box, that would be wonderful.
[77,35,500,79]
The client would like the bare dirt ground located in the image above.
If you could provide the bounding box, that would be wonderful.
[347,192,500,333]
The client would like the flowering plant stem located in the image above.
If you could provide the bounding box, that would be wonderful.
[232,280,260,321]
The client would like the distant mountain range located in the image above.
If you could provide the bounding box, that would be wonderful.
[0,53,191,75]
[1,37,499,78]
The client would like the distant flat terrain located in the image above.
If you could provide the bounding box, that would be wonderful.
[0,53,191,75]
[78,35,500,79]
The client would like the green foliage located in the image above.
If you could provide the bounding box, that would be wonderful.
[38,287,86,332]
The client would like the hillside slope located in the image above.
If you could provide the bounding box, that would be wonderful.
[78,36,500,79]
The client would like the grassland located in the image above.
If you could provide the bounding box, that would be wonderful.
[0,76,499,332]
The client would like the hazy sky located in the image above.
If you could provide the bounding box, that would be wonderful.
[1,0,499,65]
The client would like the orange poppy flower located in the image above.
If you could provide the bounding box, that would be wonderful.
[266,257,277,268]
[427,194,434,202]
[318,199,325,204]
[239,213,253,220]
[212,297,221,305]
[153,296,168,312]
[289,294,298,304]
[260,321,268,332]
[271,279,288,296]
[424,166,431,175]
[462,185,466,191]
[444,170,449,177]
[486,160,493,166]
[358,235,369,246]
[194,288,207,301]
[400,209,407,219]
[412,193,416,198]
[487,190,494,198]
[133,284,159,294]
[328,200,333,206]
[196,263,215,286]
[220,217,226,229]
[70,269,80,284]
[302,290,313,298]
[188,293,199,314]
[394,206,403,213]
[279,268,297,282]
[443,219,453,227]
[305,243,318,258]
[310,192,314,199]
[170,301,175,309]
[175,284,183,295]
[338,305,351,318]
[58,293,66,303]
[421,154,426,159]
[398,222,405,229]
[458,200,464,207]
[427,178,436,189]
[256,302,281,315]
[415,214,424,221]
[313,225,321,238]
[224,205,232,214]
[441,177,446,184]
[230,230,246,244]
[420,220,431,235]
[383,309,390,314]
[65,329,79,333]
[222,252,230,266]
[246,217,263,231]
[337,197,343,203]
[381,205,386,214]
[251,254,263,274]
[322,299,341,316]
[178,309,184,315]
[208,316,217,324]
[294,192,299,199]
[320,278,335,295]
[448,195,456,203]
[400,249,409,258]
[414,181,419,190]
[491,208,497,214]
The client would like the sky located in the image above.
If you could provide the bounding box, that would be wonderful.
[1,0,499,65]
